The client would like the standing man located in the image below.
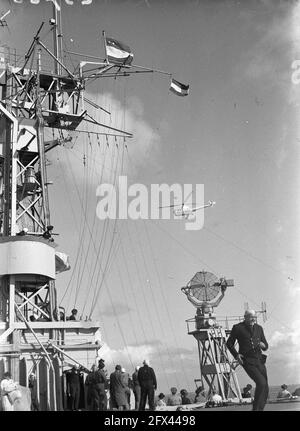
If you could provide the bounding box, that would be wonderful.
[132,366,141,410]
[138,359,157,411]
[109,365,128,410]
[226,309,269,411]
[121,367,131,409]
[66,365,81,411]
[96,359,108,411]
[85,364,97,410]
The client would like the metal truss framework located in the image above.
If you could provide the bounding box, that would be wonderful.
[193,327,242,401]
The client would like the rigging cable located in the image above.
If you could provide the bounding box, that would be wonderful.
[73,132,98,306]
[134,220,179,388]
[149,218,295,333]
[59,147,91,306]
[124,221,171,389]
[89,140,125,317]
[142,219,192,388]
[124,145,192,387]
[73,129,90,306]
[81,135,118,315]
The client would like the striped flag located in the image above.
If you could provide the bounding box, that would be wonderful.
[105,37,134,65]
[170,78,189,96]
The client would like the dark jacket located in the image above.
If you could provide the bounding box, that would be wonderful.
[137,365,157,389]
[94,369,107,392]
[226,321,268,360]
[67,369,81,387]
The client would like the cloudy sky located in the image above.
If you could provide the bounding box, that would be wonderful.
[1,0,300,394]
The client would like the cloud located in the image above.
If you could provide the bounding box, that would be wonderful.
[84,92,162,179]
[268,319,300,382]
[97,341,156,369]
[96,338,195,372]
[100,302,133,317]
[129,339,162,348]
[237,2,295,93]
[48,92,162,187]
[160,345,194,361]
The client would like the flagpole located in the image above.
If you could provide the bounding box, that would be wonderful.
[102,30,108,63]
[131,63,172,77]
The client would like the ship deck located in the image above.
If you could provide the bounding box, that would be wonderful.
[196,399,300,411]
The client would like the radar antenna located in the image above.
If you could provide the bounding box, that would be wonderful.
[182,270,242,402]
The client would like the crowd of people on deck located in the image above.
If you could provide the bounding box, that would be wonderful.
[62,358,224,411]
[1,361,300,411]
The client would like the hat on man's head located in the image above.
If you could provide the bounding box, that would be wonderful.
[98,358,105,369]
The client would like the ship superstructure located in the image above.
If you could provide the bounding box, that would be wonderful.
[0,7,110,411]
[0,2,187,410]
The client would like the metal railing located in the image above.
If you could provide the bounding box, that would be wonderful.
[185,314,262,333]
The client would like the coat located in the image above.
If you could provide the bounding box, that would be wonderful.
[109,370,127,407]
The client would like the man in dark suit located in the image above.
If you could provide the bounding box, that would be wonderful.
[138,359,157,411]
[94,359,108,411]
[66,365,81,411]
[226,309,269,411]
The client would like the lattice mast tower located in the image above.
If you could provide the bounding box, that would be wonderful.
[0,5,103,410]
[182,271,242,401]
[0,2,179,410]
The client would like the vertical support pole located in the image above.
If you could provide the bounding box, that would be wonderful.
[207,329,225,399]
[102,30,108,63]
[36,358,40,407]
[46,360,50,411]
[197,338,202,386]
[52,4,60,76]
[9,275,20,380]
[9,275,15,325]
[10,117,18,235]
[36,49,50,227]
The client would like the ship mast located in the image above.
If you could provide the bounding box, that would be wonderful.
[0,2,181,410]
[0,4,102,411]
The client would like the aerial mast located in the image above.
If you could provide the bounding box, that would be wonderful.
[0,1,187,410]
[0,4,101,411]
[182,271,242,402]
